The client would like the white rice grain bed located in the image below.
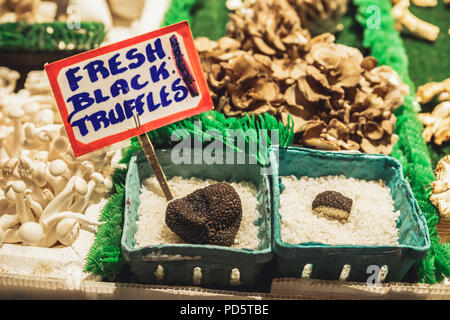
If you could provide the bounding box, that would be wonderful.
[135,176,260,249]
[280,175,400,246]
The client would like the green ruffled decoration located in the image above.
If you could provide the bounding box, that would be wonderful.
[162,0,197,26]
[354,0,450,284]
[0,22,105,52]
[84,169,127,281]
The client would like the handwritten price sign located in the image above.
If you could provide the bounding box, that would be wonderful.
[45,21,213,156]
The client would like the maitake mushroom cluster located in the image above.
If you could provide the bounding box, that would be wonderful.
[197,0,409,154]
[418,78,450,145]
[287,0,349,35]
[0,68,117,248]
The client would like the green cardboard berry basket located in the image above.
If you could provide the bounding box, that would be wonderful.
[121,149,273,286]
[269,146,430,283]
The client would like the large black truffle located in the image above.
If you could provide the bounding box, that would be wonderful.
[165,182,242,246]
[312,190,353,221]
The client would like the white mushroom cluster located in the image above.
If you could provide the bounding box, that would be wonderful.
[0,68,116,248]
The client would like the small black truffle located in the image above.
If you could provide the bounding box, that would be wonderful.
[312,191,353,221]
[165,182,242,246]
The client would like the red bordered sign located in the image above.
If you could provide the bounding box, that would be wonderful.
[45,21,213,157]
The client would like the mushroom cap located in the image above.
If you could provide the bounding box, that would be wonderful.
[34,109,54,126]
[81,161,95,173]
[49,159,68,176]
[90,172,104,183]
[18,222,44,246]
[12,181,26,193]
[7,108,24,119]
[23,102,40,115]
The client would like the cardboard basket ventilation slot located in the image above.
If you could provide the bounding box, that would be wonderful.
[121,149,273,287]
[269,146,431,283]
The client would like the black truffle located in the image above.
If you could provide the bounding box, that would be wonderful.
[312,191,353,221]
[165,182,242,246]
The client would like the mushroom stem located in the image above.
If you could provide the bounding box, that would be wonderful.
[25,190,43,218]
[70,181,95,213]
[55,218,80,246]
[39,177,75,221]
[18,222,44,246]
[0,214,20,230]
[7,109,25,158]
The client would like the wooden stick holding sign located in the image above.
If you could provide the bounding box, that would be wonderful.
[45,21,213,202]
[137,133,173,201]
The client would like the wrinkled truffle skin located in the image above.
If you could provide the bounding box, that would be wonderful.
[312,190,353,220]
[165,183,242,246]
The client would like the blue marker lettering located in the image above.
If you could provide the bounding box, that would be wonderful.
[111,79,130,97]
[65,67,83,92]
[87,110,110,131]
[67,92,94,122]
[145,38,165,63]
[126,48,146,69]
[172,78,188,102]
[150,61,169,83]
[130,74,148,90]
[108,103,125,125]
[83,60,110,83]
[109,53,128,75]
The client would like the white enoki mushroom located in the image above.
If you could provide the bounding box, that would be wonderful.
[0,69,115,248]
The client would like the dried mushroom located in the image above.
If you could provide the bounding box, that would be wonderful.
[430,155,450,221]
[419,102,450,145]
[416,78,450,104]
[197,0,408,154]
[288,0,349,35]
[312,190,352,221]
[227,0,311,58]
[418,79,450,145]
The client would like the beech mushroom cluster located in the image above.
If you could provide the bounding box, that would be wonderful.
[0,68,116,248]
[196,0,409,154]
[227,0,348,36]
[418,78,450,145]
